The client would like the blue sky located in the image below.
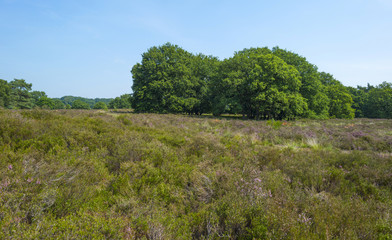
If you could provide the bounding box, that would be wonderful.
[1,0,391,98]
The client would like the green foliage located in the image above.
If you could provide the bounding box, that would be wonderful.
[132,43,385,119]
[35,96,55,109]
[108,94,132,109]
[132,43,220,115]
[213,49,308,119]
[1,110,392,238]
[347,86,366,118]
[320,72,355,119]
[132,43,193,113]
[341,82,392,119]
[30,91,47,105]
[9,79,34,109]
[52,99,66,109]
[363,82,392,119]
[0,79,11,108]
[0,79,66,110]
[93,101,108,110]
[71,99,90,109]
[272,47,330,118]
[266,119,283,129]
[58,96,112,109]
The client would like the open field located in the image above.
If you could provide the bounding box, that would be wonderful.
[1,109,392,239]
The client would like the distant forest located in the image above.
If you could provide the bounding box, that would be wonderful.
[1,43,391,119]
[0,79,131,110]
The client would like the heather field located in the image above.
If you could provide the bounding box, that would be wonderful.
[1,109,392,239]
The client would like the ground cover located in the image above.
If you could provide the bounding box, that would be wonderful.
[1,109,391,239]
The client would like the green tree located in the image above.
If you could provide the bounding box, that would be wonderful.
[93,102,108,110]
[93,98,112,106]
[67,96,94,107]
[58,96,111,108]
[0,79,11,108]
[108,94,132,109]
[346,86,367,118]
[320,72,355,119]
[30,91,47,106]
[214,48,307,119]
[209,58,242,116]
[131,43,213,114]
[363,82,392,118]
[51,99,65,109]
[188,54,220,114]
[72,99,90,109]
[272,47,330,118]
[9,79,34,109]
[36,96,54,109]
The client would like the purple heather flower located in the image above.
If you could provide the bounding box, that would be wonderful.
[8,164,12,170]
[298,213,312,225]
[3,180,11,187]
[254,178,262,182]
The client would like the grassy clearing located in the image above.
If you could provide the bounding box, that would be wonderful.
[1,109,392,239]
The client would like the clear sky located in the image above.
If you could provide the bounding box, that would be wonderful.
[1,0,391,98]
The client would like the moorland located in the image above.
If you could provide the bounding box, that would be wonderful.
[1,109,392,239]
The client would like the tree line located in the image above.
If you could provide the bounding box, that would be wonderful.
[0,78,125,110]
[131,43,392,119]
[2,43,391,119]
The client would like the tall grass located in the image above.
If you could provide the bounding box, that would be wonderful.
[1,109,392,239]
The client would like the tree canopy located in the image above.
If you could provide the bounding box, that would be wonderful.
[0,79,112,110]
[131,43,218,115]
[93,101,108,110]
[58,96,112,108]
[71,100,91,109]
[212,49,308,119]
[9,79,34,109]
[130,43,379,119]
[0,79,11,108]
[108,94,132,109]
[2,43,391,119]
[360,82,392,119]
[271,47,330,118]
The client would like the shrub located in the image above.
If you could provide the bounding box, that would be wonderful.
[0,110,391,239]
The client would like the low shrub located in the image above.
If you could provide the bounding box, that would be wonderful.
[1,110,391,239]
